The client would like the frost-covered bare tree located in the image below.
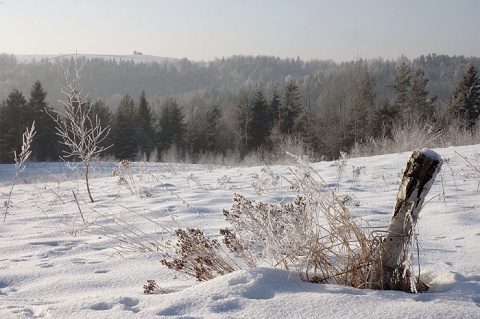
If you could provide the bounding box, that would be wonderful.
[52,57,111,203]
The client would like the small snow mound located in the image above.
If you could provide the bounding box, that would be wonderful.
[421,270,455,293]
[420,148,443,162]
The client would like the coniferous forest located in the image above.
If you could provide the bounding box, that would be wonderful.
[1,53,480,164]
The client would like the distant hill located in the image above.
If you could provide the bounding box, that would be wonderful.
[15,53,179,64]
[2,53,480,114]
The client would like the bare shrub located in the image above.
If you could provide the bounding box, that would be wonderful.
[270,134,314,164]
[351,119,480,158]
[196,151,226,167]
[351,122,442,157]
[148,148,160,162]
[219,150,243,167]
[51,57,111,202]
[240,149,271,166]
[160,143,182,163]
[439,119,480,147]
[351,165,366,189]
[333,151,348,191]
[113,160,137,195]
[251,167,280,194]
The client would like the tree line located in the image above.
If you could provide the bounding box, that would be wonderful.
[1,55,480,163]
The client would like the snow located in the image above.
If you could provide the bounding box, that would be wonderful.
[420,148,443,163]
[1,145,480,318]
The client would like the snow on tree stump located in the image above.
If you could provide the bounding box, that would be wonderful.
[378,149,443,292]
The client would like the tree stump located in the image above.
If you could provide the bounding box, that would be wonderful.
[378,149,443,292]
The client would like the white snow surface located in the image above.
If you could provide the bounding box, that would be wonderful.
[1,145,480,318]
[420,148,443,163]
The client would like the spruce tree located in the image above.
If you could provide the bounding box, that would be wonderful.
[204,104,222,152]
[112,95,137,160]
[448,63,480,129]
[27,81,59,161]
[184,106,205,156]
[268,86,281,129]
[135,91,155,158]
[250,89,271,150]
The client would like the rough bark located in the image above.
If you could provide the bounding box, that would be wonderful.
[378,149,443,292]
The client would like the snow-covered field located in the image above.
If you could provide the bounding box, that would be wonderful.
[1,145,480,318]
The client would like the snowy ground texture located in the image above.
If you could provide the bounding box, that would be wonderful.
[1,145,480,318]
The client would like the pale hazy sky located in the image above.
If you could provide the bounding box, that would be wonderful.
[1,0,479,62]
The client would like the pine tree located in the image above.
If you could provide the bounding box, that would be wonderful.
[410,68,436,124]
[27,81,59,161]
[112,95,137,160]
[448,63,480,129]
[135,91,155,158]
[278,79,302,135]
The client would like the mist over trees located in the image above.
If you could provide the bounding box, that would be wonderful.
[1,53,480,163]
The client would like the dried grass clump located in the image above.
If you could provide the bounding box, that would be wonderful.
[222,176,380,288]
[160,228,239,281]
[285,157,381,287]
[143,279,169,294]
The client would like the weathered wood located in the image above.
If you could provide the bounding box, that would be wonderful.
[378,149,443,292]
